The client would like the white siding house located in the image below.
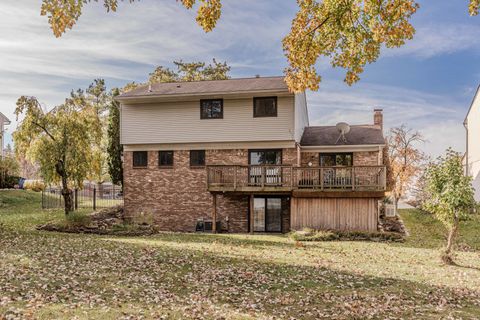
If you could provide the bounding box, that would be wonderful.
[464,85,480,201]
[0,112,10,158]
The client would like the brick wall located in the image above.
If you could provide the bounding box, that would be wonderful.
[353,151,380,166]
[123,148,296,233]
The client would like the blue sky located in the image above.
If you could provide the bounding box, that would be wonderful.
[1,0,479,157]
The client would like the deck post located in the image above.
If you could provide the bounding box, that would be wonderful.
[212,193,217,233]
[249,194,254,234]
[352,167,355,191]
[320,168,324,190]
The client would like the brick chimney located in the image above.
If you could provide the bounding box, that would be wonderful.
[373,108,383,130]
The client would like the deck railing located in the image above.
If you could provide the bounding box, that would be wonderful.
[207,165,386,191]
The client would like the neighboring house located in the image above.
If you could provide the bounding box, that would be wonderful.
[116,76,387,233]
[0,112,11,158]
[464,85,480,201]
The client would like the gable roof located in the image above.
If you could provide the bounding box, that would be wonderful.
[116,76,289,101]
[0,112,10,125]
[464,84,480,125]
[301,125,385,146]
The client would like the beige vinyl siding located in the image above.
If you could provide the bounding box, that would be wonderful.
[294,92,309,143]
[466,88,480,201]
[120,95,295,145]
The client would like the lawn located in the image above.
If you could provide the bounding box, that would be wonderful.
[1,190,479,319]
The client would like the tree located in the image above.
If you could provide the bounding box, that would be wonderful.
[424,149,476,265]
[148,59,230,84]
[40,0,478,92]
[387,125,425,213]
[107,88,123,187]
[86,79,112,184]
[13,93,102,215]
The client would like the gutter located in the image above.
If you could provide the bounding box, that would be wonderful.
[300,144,385,152]
[115,88,292,103]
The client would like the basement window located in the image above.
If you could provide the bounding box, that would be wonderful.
[133,151,148,167]
[159,151,174,167]
[190,150,206,167]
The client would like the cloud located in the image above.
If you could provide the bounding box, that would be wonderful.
[0,0,473,159]
[307,80,466,157]
[383,23,480,58]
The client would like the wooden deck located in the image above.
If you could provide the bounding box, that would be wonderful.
[207,165,386,193]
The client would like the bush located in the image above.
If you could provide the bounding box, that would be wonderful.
[66,212,91,228]
[289,228,405,242]
[290,228,339,241]
[0,175,21,189]
[23,180,45,192]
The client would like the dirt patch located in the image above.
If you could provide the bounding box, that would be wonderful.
[378,215,409,237]
[37,205,158,236]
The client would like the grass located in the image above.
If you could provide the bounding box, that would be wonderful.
[1,190,480,319]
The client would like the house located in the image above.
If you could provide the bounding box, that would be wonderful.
[464,85,480,201]
[116,76,387,233]
[0,112,11,158]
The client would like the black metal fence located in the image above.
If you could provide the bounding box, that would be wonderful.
[42,184,123,210]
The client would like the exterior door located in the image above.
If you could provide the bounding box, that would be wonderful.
[249,150,282,185]
[253,197,282,232]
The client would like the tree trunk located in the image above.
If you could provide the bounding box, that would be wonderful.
[56,160,73,215]
[442,215,459,265]
[61,186,73,215]
[393,194,398,216]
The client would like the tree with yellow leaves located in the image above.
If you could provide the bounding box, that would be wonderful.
[13,89,102,214]
[39,0,478,92]
[387,125,426,213]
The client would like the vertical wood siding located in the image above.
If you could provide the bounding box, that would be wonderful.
[290,198,378,231]
[121,96,295,145]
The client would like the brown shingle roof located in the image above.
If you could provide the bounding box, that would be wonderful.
[301,125,385,146]
[117,76,289,99]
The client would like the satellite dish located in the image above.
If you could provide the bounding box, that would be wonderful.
[335,122,350,144]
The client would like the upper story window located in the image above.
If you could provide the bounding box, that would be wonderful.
[159,151,174,167]
[253,97,277,117]
[133,151,148,167]
[200,99,223,119]
[319,153,353,167]
[190,150,206,167]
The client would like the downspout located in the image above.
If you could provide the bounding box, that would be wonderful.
[296,143,301,167]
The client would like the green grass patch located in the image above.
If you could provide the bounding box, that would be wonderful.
[1,190,480,319]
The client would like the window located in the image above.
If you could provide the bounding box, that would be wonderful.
[133,151,148,167]
[253,97,277,117]
[319,153,353,167]
[200,99,223,119]
[159,151,174,167]
[249,149,282,165]
[190,150,206,167]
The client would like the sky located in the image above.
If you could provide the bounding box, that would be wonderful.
[0,0,479,157]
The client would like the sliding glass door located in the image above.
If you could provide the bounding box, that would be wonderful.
[253,197,282,232]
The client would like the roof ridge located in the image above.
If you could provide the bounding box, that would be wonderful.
[144,75,285,87]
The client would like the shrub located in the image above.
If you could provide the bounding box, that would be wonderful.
[289,228,339,241]
[23,180,45,192]
[0,175,21,189]
[289,228,404,242]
